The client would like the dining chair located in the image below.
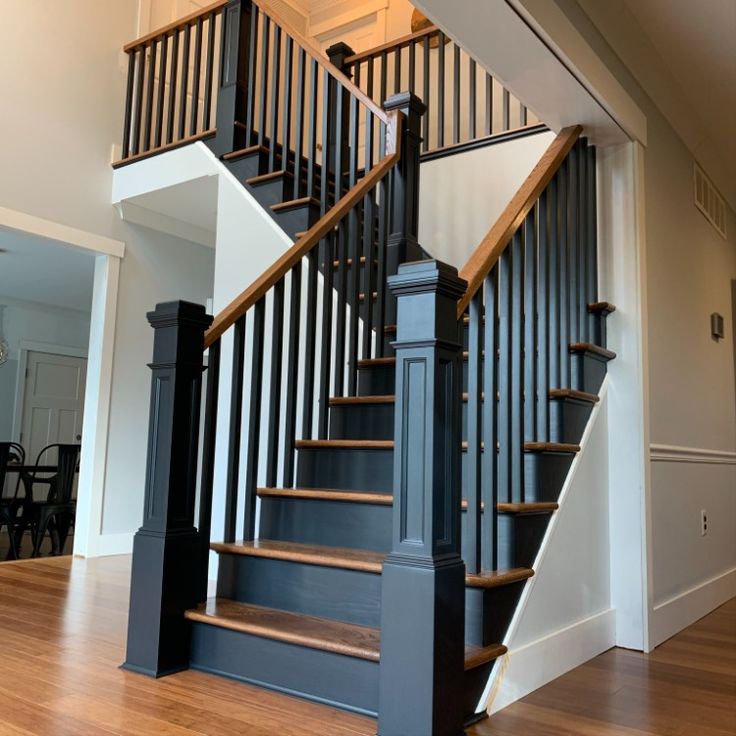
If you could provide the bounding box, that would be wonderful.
[22,443,80,557]
[0,442,26,559]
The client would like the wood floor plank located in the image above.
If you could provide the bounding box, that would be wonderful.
[0,556,731,736]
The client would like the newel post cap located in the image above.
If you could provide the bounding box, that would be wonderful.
[388,260,467,299]
[383,91,427,118]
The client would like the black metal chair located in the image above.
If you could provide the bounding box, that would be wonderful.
[22,443,80,557]
[0,442,26,559]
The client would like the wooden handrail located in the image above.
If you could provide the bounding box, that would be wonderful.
[343,25,441,66]
[204,112,402,348]
[251,0,387,124]
[456,125,582,318]
[124,0,227,52]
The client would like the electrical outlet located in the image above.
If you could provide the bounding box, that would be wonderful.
[701,509,708,537]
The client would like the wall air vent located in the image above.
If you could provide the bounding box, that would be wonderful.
[694,162,727,239]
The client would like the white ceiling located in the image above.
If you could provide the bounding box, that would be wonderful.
[0,228,95,312]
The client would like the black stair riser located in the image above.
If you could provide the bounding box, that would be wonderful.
[549,398,594,444]
[296,446,393,492]
[190,622,379,716]
[357,363,395,396]
[259,496,392,551]
[571,351,609,394]
[216,551,520,648]
[522,452,576,502]
[259,494,549,571]
[273,201,321,240]
[217,552,382,627]
[329,399,593,445]
[223,151,267,181]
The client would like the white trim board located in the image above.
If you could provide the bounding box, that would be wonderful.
[490,608,616,714]
[650,444,736,465]
[650,567,736,648]
[0,206,125,258]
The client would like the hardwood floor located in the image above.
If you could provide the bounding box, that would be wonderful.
[0,555,732,735]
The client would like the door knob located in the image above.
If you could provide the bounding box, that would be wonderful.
[76,434,82,441]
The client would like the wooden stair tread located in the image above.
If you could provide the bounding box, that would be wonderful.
[497,502,558,514]
[211,539,385,572]
[588,301,616,314]
[523,441,580,453]
[357,357,396,368]
[465,643,508,671]
[465,568,535,588]
[295,439,393,450]
[257,488,556,515]
[212,540,533,588]
[222,144,268,161]
[186,599,506,669]
[271,196,321,212]
[329,395,394,405]
[257,487,393,505]
[185,599,381,661]
[569,342,616,360]
[246,169,294,185]
[549,388,599,403]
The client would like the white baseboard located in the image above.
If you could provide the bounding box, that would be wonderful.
[650,567,736,648]
[489,608,616,714]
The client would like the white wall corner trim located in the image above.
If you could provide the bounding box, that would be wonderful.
[489,608,616,714]
[650,444,736,465]
[651,567,736,648]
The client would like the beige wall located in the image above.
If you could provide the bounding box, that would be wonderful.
[0,1,215,547]
[558,0,736,632]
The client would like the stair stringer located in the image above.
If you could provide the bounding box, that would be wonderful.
[481,377,614,715]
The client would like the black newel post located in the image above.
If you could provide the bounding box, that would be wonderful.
[378,261,467,736]
[383,91,426,324]
[210,0,252,157]
[123,301,212,677]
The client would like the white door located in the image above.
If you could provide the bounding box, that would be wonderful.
[20,351,87,466]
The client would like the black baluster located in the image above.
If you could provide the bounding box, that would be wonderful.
[438,32,445,148]
[190,17,203,135]
[243,300,265,539]
[502,87,510,132]
[366,58,375,161]
[268,25,281,171]
[408,40,416,95]
[537,190,550,441]
[469,57,476,141]
[320,69,332,215]
[466,291,483,574]
[257,16,270,149]
[143,41,157,151]
[266,280,284,488]
[198,337,220,601]
[548,177,560,398]
[423,36,430,152]
[453,43,460,145]
[166,31,179,145]
[293,47,306,199]
[568,144,579,347]
[577,139,587,342]
[498,248,511,503]
[245,5,259,140]
[394,47,401,95]
[154,35,168,148]
[380,51,388,105]
[523,208,537,445]
[334,220,348,397]
[485,73,492,136]
[520,102,528,126]
[306,58,318,199]
[510,230,523,502]
[361,109,376,361]
[224,314,245,543]
[131,48,146,155]
[122,52,136,159]
[283,264,302,486]
[178,24,191,140]
[375,170,388,356]
[558,161,570,388]
[302,249,318,438]
[482,269,499,571]
[202,12,217,130]
[587,145,598,338]
[317,234,334,437]
[282,37,294,173]
[347,96,361,394]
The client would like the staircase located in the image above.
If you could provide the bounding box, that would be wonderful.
[118,2,616,734]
